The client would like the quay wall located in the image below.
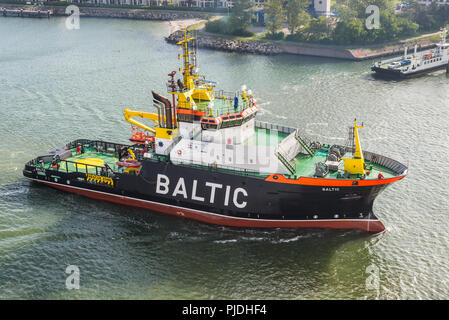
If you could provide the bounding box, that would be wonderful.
[167,30,439,60]
[0,3,211,20]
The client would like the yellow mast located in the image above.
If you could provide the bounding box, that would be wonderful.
[353,119,364,160]
[343,119,366,175]
[177,27,197,91]
[171,27,214,109]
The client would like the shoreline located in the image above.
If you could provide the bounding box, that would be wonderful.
[1,2,439,61]
[0,3,213,21]
[166,29,439,60]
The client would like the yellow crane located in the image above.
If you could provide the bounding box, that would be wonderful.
[123,108,164,134]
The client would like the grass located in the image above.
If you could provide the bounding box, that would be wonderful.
[408,33,441,42]
[187,19,209,31]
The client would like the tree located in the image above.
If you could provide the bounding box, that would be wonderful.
[397,17,419,37]
[345,0,395,19]
[403,0,447,31]
[332,18,367,45]
[228,0,253,34]
[298,9,312,31]
[307,17,331,42]
[285,0,309,34]
[429,3,449,29]
[265,0,284,36]
[333,2,357,21]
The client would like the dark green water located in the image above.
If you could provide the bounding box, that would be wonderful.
[0,17,448,299]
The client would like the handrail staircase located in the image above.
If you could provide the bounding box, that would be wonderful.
[294,130,315,157]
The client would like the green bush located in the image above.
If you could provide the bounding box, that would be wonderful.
[286,13,419,46]
[205,18,254,37]
[264,31,284,40]
[230,28,254,37]
[205,19,228,34]
[285,31,308,42]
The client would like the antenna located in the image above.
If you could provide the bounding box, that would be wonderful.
[440,27,448,45]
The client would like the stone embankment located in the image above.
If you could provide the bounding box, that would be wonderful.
[54,6,209,20]
[0,3,211,20]
[167,29,439,60]
[166,30,282,55]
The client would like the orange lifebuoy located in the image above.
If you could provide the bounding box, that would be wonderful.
[177,150,182,155]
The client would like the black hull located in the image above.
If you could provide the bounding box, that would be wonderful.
[371,63,448,79]
[24,158,404,232]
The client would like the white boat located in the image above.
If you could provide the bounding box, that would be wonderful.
[372,28,449,78]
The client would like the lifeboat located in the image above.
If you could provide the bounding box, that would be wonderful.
[129,131,155,145]
[116,158,141,168]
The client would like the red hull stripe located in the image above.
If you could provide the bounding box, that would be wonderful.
[176,109,206,116]
[265,174,406,187]
[30,179,385,233]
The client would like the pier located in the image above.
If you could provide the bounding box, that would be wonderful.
[1,7,52,18]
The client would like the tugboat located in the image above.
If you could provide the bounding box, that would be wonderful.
[23,28,407,233]
[371,28,449,78]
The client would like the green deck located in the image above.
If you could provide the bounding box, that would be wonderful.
[292,151,395,180]
[43,147,119,174]
[248,128,396,179]
[246,127,287,147]
[38,130,396,180]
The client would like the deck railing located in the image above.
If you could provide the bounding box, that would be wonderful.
[342,145,408,176]
[27,139,132,177]
[28,157,115,177]
[255,120,296,135]
[66,139,128,157]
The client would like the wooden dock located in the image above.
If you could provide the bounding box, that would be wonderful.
[1,7,53,18]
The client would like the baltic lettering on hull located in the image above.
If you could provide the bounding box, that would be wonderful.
[156,174,248,208]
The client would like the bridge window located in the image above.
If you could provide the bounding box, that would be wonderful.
[178,114,194,123]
